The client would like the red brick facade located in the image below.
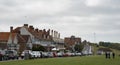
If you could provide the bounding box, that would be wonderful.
[64,36,81,50]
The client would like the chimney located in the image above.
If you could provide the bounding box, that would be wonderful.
[51,30,53,37]
[24,24,28,27]
[58,33,60,38]
[56,31,58,38]
[47,29,50,35]
[10,26,13,32]
[29,25,34,30]
[39,30,42,32]
[54,31,56,38]
[43,29,46,33]
[35,28,39,32]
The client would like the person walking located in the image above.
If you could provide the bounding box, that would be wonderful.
[105,52,108,59]
[0,52,3,61]
[112,52,115,59]
[108,52,111,59]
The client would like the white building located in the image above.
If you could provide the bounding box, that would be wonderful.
[82,44,93,55]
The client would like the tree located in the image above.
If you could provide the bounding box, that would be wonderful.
[74,43,84,52]
[99,42,120,50]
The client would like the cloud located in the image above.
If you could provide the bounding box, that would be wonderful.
[85,0,102,7]
[0,0,120,42]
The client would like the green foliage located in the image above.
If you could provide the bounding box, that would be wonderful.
[74,43,84,52]
[99,42,120,50]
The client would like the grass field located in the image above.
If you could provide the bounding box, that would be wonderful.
[0,55,120,65]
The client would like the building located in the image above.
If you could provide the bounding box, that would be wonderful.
[0,32,32,55]
[82,40,93,55]
[97,48,112,55]
[11,24,64,51]
[64,36,81,51]
[0,24,65,54]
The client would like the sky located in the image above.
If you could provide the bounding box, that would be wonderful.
[0,0,120,43]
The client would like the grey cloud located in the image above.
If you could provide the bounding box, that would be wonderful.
[0,0,120,42]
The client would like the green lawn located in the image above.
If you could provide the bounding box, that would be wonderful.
[0,55,120,65]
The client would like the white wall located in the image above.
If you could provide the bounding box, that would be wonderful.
[13,35,18,44]
[20,27,35,42]
[7,34,13,44]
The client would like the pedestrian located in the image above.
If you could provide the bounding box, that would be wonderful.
[108,52,111,59]
[105,52,108,59]
[112,52,115,59]
[40,52,43,58]
[0,52,3,61]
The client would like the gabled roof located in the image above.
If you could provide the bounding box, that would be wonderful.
[0,32,17,42]
[12,27,21,33]
[0,32,10,42]
[12,24,53,41]
[0,32,31,44]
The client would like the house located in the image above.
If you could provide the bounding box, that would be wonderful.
[97,48,112,55]
[0,32,19,50]
[0,32,32,55]
[11,24,65,51]
[64,36,81,51]
[82,40,93,55]
[82,44,92,55]
[0,32,9,50]
[17,35,32,54]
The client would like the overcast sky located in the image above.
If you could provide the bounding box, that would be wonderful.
[0,0,120,43]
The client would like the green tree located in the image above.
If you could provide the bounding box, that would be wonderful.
[74,43,84,52]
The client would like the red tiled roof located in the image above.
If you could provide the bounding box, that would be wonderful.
[0,32,10,42]
[0,32,17,42]
[12,27,21,33]
[12,24,53,41]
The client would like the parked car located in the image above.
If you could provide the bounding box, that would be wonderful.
[47,52,54,58]
[21,51,25,59]
[57,52,64,57]
[5,50,19,60]
[42,52,49,58]
[31,51,41,58]
[21,50,33,59]
[75,52,82,56]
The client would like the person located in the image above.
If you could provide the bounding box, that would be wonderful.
[105,52,111,59]
[0,52,3,61]
[40,52,43,58]
[105,52,108,59]
[108,52,111,59]
[112,52,115,59]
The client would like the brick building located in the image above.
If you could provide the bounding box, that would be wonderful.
[12,24,64,51]
[0,24,65,54]
[64,36,81,51]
